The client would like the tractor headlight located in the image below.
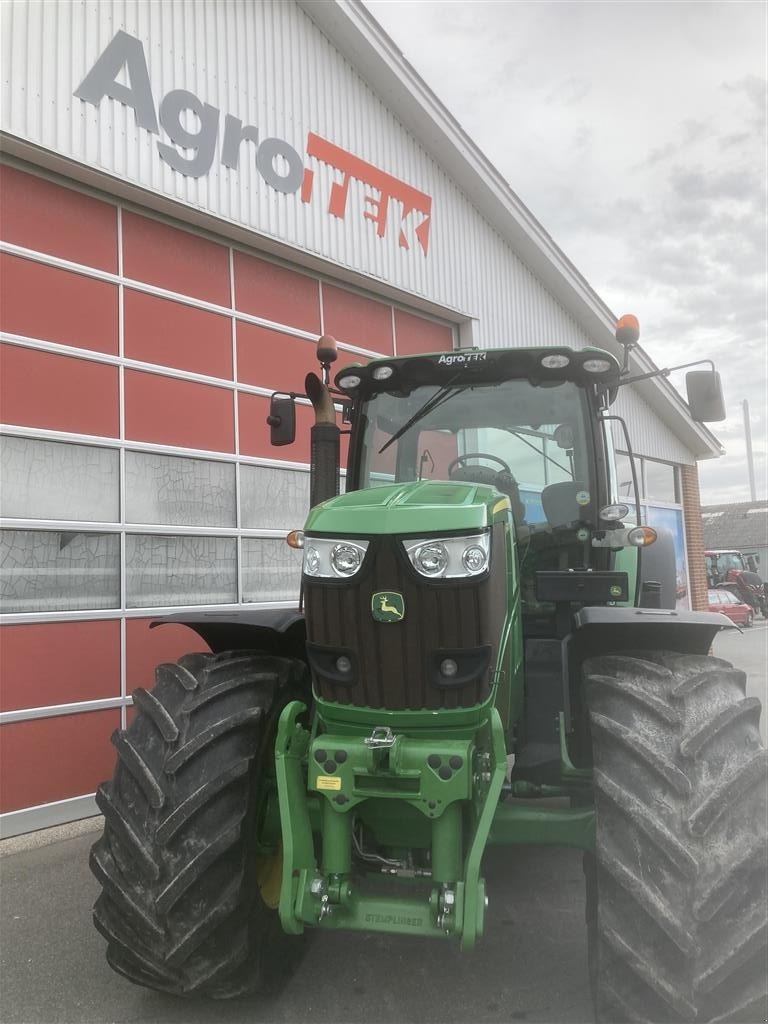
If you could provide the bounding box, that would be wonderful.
[416,542,449,576]
[403,532,490,579]
[303,537,369,578]
[330,543,363,576]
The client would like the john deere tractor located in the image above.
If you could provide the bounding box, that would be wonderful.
[90,317,767,1022]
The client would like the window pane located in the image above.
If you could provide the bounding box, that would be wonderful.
[644,460,677,503]
[0,529,119,612]
[125,452,236,527]
[126,535,236,607]
[242,538,302,602]
[615,452,638,500]
[240,465,310,530]
[0,436,119,522]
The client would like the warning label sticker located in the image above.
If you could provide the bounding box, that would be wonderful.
[316,776,342,791]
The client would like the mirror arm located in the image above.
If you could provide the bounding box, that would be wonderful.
[619,358,714,387]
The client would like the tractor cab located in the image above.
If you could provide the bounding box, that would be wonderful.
[338,345,623,618]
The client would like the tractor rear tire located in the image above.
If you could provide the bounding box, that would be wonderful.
[90,650,307,998]
[583,651,767,1023]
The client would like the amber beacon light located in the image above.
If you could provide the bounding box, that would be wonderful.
[615,313,640,347]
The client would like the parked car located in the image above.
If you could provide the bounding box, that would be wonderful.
[708,588,754,626]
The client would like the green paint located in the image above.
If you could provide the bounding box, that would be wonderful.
[304,480,499,536]
[488,802,595,852]
[314,694,493,734]
[460,709,506,949]
[274,701,316,935]
[430,802,462,883]
[307,730,474,818]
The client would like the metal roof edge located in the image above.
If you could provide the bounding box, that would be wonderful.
[297,0,723,461]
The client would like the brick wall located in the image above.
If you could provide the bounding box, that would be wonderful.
[680,464,708,611]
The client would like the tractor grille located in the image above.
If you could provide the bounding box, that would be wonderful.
[303,524,506,711]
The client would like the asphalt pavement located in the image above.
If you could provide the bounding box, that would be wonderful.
[712,617,768,744]
[1,622,766,1024]
[0,834,592,1024]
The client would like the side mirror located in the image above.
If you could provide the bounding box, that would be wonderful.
[267,393,296,446]
[553,424,575,450]
[686,369,726,422]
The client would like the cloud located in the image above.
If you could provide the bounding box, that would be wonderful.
[363,0,766,503]
[545,76,592,106]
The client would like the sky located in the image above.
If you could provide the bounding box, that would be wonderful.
[364,0,767,505]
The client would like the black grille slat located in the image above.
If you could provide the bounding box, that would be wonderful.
[305,526,505,710]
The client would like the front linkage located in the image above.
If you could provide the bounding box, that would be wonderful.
[274,701,506,946]
[274,701,593,947]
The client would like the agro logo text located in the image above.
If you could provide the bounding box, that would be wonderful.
[437,352,487,366]
[75,31,432,255]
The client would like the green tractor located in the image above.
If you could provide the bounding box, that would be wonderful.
[90,318,767,1022]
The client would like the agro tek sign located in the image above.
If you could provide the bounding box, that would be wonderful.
[75,30,432,255]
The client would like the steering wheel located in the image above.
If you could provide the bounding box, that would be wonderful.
[448,452,513,480]
[448,453,525,525]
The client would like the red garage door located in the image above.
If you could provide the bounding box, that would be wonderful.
[0,162,454,836]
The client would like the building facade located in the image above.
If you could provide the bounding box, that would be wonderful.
[702,500,768,576]
[0,0,721,837]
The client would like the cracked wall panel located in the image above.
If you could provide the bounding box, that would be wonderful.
[125,534,237,608]
[0,530,120,613]
[240,464,310,530]
[242,538,302,603]
[125,451,236,527]
[0,436,119,522]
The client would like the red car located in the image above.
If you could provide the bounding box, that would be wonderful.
[708,588,755,626]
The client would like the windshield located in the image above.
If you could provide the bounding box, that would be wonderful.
[718,553,744,572]
[355,378,595,528]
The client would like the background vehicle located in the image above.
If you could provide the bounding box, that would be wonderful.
[706,549,767,618]
[89,318,766,1023]
[708,587,754,627]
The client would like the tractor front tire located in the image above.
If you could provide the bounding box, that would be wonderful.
[584,652,767,1023]
[90,651,307,998]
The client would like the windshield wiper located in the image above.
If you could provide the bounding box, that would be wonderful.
[378,381,463,454]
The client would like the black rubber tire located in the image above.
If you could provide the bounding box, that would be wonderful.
[90,650,308,997]
[583,651,768,1023]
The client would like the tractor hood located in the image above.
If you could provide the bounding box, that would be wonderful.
[304,480,509,536]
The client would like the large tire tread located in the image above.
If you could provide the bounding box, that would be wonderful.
[90,650,307,997]
[585,651,768,1023]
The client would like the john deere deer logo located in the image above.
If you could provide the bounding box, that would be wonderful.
[372,591,405,622]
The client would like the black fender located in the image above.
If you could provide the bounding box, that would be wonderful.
[151,608,307,660]
[560,605,736,753]
[570,605,734,663]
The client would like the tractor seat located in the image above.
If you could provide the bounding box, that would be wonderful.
[540,481,592,528]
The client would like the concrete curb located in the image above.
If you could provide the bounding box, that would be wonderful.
[0,815,103,858]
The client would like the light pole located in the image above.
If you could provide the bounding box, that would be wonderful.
[742,398,757,502]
